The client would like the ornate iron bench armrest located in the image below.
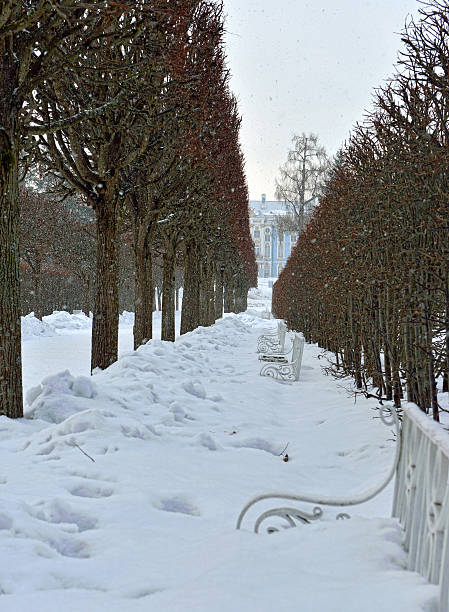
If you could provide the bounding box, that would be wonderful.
[257,336,283,354]
[236,406,401,533]
[257,323,289,355]
[260,334,304,381]
[259,342,293,363]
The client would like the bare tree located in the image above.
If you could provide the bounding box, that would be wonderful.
[0,1,125,418]
[275,133,331,232]
[33,3,187,371]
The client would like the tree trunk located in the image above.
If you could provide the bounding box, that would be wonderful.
[134,226,153,349]
[215,263,224,320]
[424,295,439,421]
[234,277,248,314]
[0,124,23,418]
[198,258,207,326]
[32,263,43,320]
[224,273,235,313]
[82,274,91,317]
[91,195,119,371]
[205,256,215,326]
[181,241,200,334]
[349,297,363,389]
[380,291,393,401]
[161,242,176,341]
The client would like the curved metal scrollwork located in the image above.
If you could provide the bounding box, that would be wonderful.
[257,337,283,354]
[255,506,323,534]
[236,405,401,533]
[260,362,295,381]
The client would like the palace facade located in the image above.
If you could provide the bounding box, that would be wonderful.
[249,194,299,278]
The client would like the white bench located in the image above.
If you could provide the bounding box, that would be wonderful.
[259,333,305,381]
[236,405,401,533]
[257,321,288,355]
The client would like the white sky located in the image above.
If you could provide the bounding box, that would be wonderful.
[223,0,421,200]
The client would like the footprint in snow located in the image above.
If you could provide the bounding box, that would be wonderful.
[169,402,190,422]
[69,484,114,499]
[154,495,200,516]
[30,534,90,559]
[46,535,90,559]
[27,499,97,532]
[0,513,13,530]
[181,380,207,399]
[126,587,166,599]
[194,432,221,451]
[36,442,56,456]
[121,424,155,440]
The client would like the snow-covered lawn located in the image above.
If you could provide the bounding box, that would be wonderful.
[0,293,436,611]
[21,310,178,391]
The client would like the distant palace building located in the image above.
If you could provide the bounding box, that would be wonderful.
[248,194,299,278]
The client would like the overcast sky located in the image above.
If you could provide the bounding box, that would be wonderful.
[223,0,421,200]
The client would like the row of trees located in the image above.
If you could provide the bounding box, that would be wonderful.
[19,187,180,317]
[1,1,256,419]
[273,0,449,420]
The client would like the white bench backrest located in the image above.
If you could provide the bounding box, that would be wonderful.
[278,322,287,350]
[291,333,305,381]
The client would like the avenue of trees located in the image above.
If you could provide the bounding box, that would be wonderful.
[0,1,256,419]
[273,0,449,421]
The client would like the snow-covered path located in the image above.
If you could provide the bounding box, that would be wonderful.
[0,298,436,610]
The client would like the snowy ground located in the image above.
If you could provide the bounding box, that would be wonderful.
[0,286,437,611]
[21,310,176,392]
